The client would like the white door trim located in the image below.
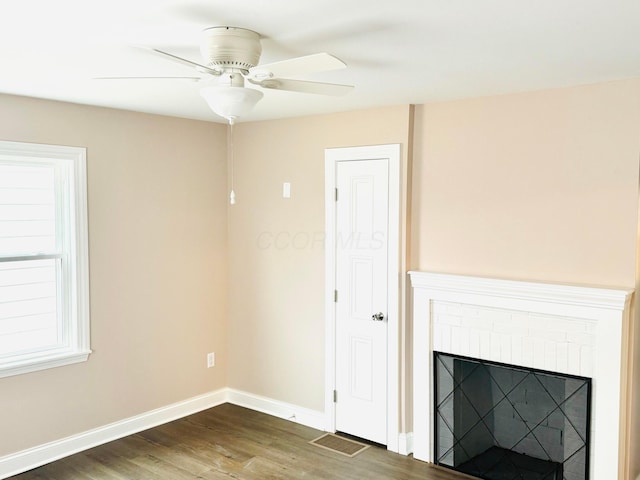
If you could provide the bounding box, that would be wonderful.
[324,144,401,453]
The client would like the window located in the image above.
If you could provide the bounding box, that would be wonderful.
[0,140,90,378]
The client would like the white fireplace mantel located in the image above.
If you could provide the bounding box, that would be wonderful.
[409,271,634,479]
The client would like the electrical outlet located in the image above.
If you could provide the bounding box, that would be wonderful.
[207,352,215,368]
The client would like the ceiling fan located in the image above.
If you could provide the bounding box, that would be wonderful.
[101,26,354,205]
[108,26,354,122]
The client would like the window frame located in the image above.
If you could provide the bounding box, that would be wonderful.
[0,140,90,378]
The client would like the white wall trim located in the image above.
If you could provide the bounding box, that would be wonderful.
[0,389,227,479]
[0,388,331,479]
[226,388,326,431]
[398,432,414,456]
[324,144,402,453]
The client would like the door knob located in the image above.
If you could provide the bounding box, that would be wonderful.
[372,312,385,322]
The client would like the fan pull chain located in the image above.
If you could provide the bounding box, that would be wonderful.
[228,119,236,205]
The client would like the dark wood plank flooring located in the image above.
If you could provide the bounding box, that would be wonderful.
[9,403,475,480]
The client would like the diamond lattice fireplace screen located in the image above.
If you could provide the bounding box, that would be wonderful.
[435,352,591,480]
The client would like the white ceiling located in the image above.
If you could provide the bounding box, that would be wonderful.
[1,0,639,123]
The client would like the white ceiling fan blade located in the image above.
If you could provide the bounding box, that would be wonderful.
[248,53,346,80]
[253,78,353,96]
[93,76,201,81]
[135,46,220,76]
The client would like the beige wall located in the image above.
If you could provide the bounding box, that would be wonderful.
[412,78,640,287]
[634,200,640,479]
[222,79,640,464]
[411,78,640,477]
[3,77,640,475]
[0,94,229,456]
[227,106,412,412]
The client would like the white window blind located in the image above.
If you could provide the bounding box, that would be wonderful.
[0,141,90,378]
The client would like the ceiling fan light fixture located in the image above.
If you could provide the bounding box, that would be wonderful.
[199,85,264,122]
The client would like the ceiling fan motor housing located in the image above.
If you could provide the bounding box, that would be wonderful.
[200,27,262,72]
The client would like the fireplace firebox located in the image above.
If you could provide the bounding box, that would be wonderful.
[434,352,591,480]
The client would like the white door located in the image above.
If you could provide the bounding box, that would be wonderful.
[334,158,389,445]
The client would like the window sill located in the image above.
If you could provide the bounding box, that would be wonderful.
[0,350,92,379]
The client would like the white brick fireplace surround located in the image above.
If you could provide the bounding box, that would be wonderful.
[409,272,634,480]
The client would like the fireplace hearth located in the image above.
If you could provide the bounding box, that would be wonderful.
[458,446,561,480]
[434,352,590,480]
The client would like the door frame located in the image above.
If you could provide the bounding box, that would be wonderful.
[324,144,401,452]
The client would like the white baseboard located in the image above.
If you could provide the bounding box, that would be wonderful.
[0,386,413,478]
[0,385,412,479]
[0,388,328,479]
[226,388,327,431]
[226,388,411,456]
[0,389,227,479]
[398,432,414,456]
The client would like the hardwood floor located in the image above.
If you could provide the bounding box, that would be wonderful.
[9,403,475,480]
